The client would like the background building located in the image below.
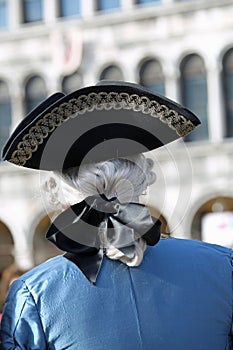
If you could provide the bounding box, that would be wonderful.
[0,0,233,286]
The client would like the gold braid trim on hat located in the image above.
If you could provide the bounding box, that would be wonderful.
[9,92,196,166]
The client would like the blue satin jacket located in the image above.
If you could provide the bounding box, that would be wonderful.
[1,238,233,350]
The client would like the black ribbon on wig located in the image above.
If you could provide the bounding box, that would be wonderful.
[46,194,161,284]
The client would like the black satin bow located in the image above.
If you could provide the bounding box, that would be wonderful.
[46,194,161,284]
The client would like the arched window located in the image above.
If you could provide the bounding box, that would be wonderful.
[99,65,124,81]
[97,0,120,12]
[0,222,14,274]
[222,48,233,137]
[33,216,62,265]
[25,76,47,114]
[58,0,81,18]
[191,196,233,248]
[0,81,11,155]
[0,223,14,312]
[149,207,170,235]
[180,54,208,141]
[22,0,43,23]
[62,72,83,94]
[139,59,165,95]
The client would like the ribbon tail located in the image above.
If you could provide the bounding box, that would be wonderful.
[113,203,161,246]
[106,217,135,259]
[142,217,161,246]
[64,249,104,285]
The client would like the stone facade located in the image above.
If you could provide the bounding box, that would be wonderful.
[0,0,233,271]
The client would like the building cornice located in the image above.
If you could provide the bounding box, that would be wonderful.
[0,0,232,42]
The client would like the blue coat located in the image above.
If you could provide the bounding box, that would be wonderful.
[1,238,233,350]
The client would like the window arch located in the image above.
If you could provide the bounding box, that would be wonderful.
[0,221,14,312]
[33,215,62,265]
[25,76,47,114]
[180,54,208,141]
[0,81,12,155]
[99,65,124,81]
[62,72,83,94]
[190,196,233,248]
[139,59,165,95]
[0,222,15,312]
[149,207,170,234]
[222,48,233,137]
[0,222,14,274]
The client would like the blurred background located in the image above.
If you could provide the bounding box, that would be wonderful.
[0,0,233,308]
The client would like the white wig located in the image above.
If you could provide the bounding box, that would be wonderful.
[61,154,156,203]
[45,154,156,267]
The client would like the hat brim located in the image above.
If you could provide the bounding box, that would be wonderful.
[2,81,201,171]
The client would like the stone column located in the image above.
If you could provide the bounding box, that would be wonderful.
[9,0,22,29]
[164,62,180,102]
[44,0,57,24]
[81,0,95,18]
[121,0,134,11]
[10,77,25,130]
[206,61,225,142]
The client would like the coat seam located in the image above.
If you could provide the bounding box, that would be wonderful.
[229,250,233,350]
[23,281,48,348]
[128,268,144,350]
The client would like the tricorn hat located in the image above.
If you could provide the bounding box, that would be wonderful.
[2,81,201,171]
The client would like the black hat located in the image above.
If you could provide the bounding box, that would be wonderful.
[2,81,201,171]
